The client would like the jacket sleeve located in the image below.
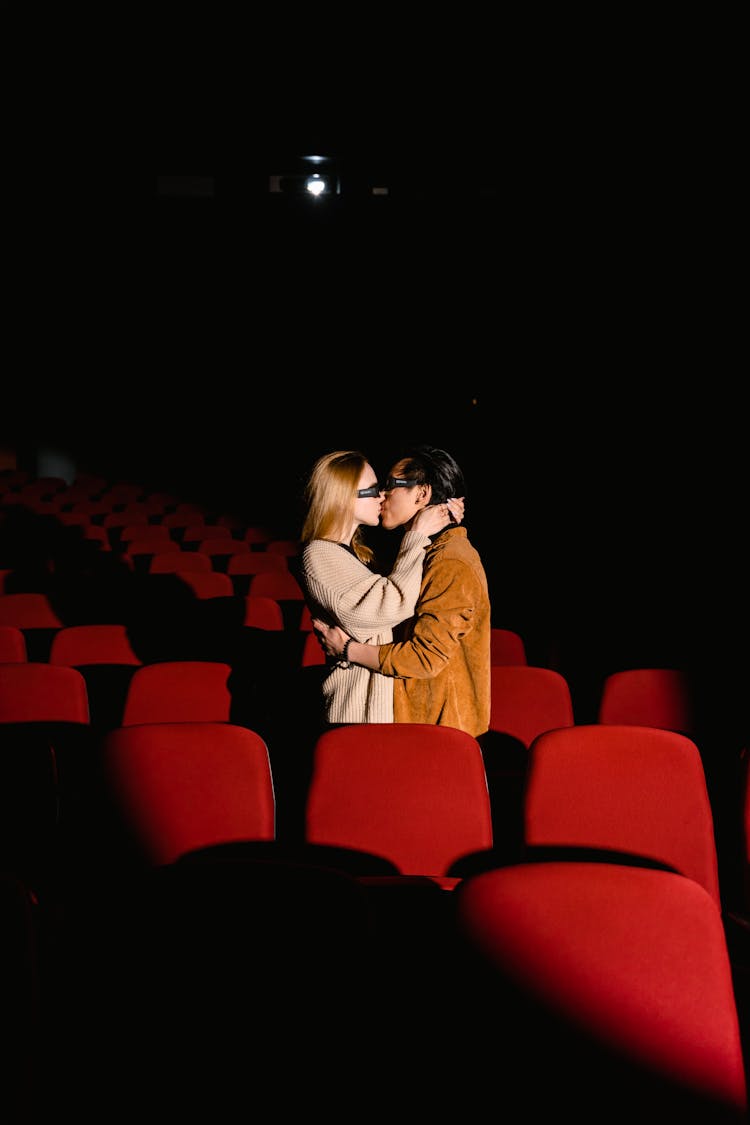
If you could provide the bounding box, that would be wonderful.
[299,529,430,641]
[378,558,481,679]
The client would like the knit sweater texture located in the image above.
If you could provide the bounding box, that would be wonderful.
[379,526,491,737]
[299,527,431,723]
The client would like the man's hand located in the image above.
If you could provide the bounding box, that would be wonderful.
[312,619,351,658]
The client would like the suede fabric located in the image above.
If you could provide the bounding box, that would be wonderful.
[379,526,491,736]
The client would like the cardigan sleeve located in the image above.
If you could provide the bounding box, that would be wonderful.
[299,528,430,641]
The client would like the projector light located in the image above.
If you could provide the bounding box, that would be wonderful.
[305,174,327,197]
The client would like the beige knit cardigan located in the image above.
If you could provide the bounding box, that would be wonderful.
[298,527,430,723]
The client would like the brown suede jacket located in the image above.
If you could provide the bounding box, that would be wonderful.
[378,525,491,736]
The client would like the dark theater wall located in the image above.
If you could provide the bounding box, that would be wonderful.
[7,41,744,697]
[13,158,742,652]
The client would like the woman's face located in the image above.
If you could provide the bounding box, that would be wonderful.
[353,462,384,528]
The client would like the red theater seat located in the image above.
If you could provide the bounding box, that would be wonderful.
[490,627,527,665]
[304,723,493,889]
[49,625,142,667]
[523,723,721,906]
[121,661,232,726]
[454,862,747,1117]
[597,667,695,735]
[101,721,275,864]
[0,625,27,662]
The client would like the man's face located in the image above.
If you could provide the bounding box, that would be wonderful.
[379,461,430,530]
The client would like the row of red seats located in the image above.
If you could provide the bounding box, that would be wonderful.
[0,651,737,916]
[1,546,304,589]
[101,715,749,1114]
[0,654,735,907]
[2,700,746,1116]
[0,588,309,634]
[14,712,711,898]
[2,472,748,1117]
[0,658,721,865]
[0,470,292,544]
[0,611,699,734]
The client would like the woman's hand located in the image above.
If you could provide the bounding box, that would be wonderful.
[412,496,465,535]
[312,620,350,658]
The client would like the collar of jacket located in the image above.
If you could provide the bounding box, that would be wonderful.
[428,524,467,545]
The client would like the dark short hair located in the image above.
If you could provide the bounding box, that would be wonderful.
[397,446,465,504]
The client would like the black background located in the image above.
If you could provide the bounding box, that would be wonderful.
[6,21,744,683]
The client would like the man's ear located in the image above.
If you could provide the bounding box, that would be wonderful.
[416,483,432,506]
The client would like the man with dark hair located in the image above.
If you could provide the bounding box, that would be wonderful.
[313,445,491,737]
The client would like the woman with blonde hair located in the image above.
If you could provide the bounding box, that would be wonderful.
[298,449,461,726]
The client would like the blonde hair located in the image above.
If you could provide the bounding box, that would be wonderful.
[300,450,375,565]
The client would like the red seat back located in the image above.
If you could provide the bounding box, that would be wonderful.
[102,721,275,864]
[523,724,721,905]
[247,572,304,600]
[49,625,142,667]
[490,627,527,665]
[0,593,63,629]
[305,723,493,886]
[243,596,284,631]
[122,661,232,725]
[489,666,574,748]
[597,668,694,734]
[0,663,90,724]
[455,862,747,1114]
[149,551,212,574]
[0,625,27,662]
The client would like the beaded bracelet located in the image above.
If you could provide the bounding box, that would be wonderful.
[341,638,353,667]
